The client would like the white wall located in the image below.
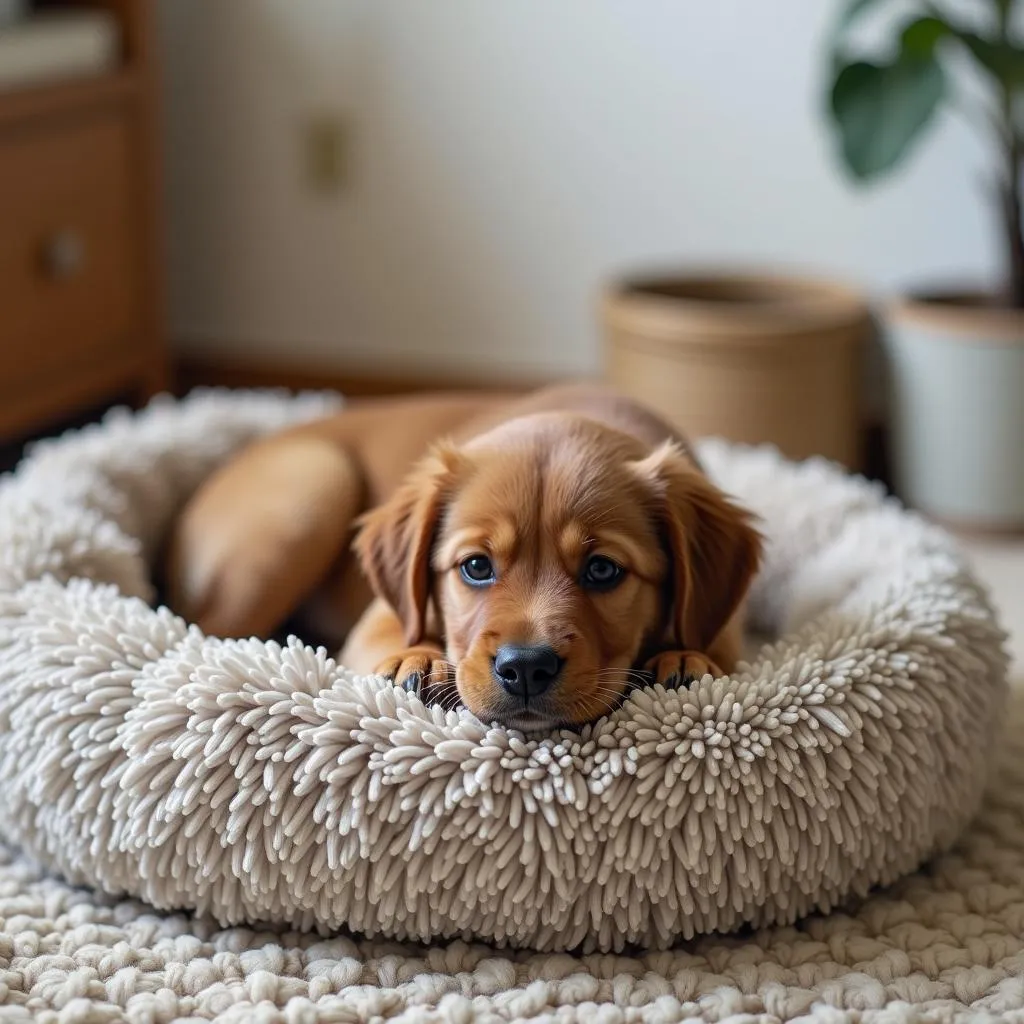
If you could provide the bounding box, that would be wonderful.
[157,0,993,379]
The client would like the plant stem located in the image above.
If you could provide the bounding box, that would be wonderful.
[996,2,1024,307]
[997,86,1024,307]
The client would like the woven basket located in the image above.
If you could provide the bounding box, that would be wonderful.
[603,272,871,468]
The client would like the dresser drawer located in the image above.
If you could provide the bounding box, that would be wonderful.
[0,109,138,388]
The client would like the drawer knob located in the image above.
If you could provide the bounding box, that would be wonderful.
[42,231,86,280]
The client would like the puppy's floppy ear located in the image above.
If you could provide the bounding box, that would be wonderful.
[632,441,762,652]
[353,442,464,645]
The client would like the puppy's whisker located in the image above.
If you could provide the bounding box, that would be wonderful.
[593,669,650,682]
[428,681,462,712]
[580,669,653,712]
[584,684,629,704]
[592,669,652,693]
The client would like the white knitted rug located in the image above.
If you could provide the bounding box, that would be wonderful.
[0,392,1014,1021]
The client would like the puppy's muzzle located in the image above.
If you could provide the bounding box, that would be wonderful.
[492,644,563,699]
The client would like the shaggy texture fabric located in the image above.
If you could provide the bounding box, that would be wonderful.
[0,680,1022,1023]
[0,392,1008,962]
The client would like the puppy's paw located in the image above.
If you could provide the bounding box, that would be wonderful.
[643,650,723,690]
[375,647,457,704]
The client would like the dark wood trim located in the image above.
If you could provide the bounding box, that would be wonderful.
[0,71,140,130]
[174,353,550,398]
[0,350,147,439]
[174,355,893,485]
[132,0,171,399]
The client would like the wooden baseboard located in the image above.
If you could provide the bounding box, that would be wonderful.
[173,353,893,486]
[173,354,550,399]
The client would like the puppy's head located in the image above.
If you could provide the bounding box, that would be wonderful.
[355,414,760,731]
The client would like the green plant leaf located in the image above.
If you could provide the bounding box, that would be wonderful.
[830,54,946,179]
[901,16,949,57]
[956,32,1024,86]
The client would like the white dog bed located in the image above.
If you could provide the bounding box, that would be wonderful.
[0,391,1008,954]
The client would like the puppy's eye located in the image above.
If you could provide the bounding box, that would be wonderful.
[460,554,496,586]
[581,555,625,590]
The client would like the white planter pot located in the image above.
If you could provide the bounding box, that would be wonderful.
[885,295,1024,529]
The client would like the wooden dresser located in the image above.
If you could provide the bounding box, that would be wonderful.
[0,0,167,442]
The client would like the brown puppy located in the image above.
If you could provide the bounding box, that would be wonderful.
[167,383,761,732]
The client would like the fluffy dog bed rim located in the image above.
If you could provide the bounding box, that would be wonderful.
[0,390,1008,953]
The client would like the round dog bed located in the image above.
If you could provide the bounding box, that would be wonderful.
[0,391,1008,953]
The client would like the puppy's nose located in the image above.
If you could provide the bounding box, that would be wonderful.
[493,644,563,699]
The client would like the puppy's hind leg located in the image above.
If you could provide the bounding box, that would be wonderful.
[166,434,364,640]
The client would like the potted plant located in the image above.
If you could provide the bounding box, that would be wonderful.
[826,0,1024,528]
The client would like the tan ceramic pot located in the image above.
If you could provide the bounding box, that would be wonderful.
[602,272,871,468]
